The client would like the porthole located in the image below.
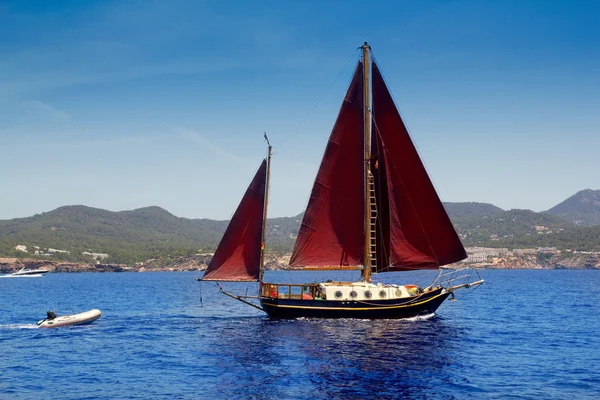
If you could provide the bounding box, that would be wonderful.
[379,290,387,298]
[350,291,358,298]
[395,289,402,297]
[364,291,372,299]
[335,291,343,299]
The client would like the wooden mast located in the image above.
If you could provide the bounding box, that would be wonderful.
[362,42,373,282]
[259,133,272,283]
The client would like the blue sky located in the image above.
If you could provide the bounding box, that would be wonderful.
[1,0,599,220]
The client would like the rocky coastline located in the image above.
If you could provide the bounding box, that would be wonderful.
[0,254,294,274]
[460,253,600,270]
[1,251,599,274]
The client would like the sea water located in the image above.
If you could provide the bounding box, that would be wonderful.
[1,270,599,399]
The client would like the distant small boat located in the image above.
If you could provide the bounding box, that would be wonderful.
[37,309,102,328]
[1,267,50,278]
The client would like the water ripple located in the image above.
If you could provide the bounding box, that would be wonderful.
[1,270,600,399]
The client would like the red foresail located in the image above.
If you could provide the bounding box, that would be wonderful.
[202,160,267,281]
[289,62,365,267]
[372,61,467,270]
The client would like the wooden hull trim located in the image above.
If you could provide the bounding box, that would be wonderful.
[259,288,450,319]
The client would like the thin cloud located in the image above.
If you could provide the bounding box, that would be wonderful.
[174,126,243,161]
[0,1,320,100]
[0,57,253,100]
[25,100,72,121]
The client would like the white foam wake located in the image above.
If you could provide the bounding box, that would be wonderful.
[404,313,436,322]
[0,324,40,329]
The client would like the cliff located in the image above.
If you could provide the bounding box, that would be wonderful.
[2,250,600,273]
[460,253,600,270]
[0,254,293,273]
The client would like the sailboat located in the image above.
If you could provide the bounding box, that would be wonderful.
[200,43,483,319]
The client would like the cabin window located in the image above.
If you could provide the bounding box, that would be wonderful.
[335,291,343,299]
[364,291,372,299]
[278,286,290,299]
[349,291,358,298]
[379,290,387,298]
[267,285,278,298]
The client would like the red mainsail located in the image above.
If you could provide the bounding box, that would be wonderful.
[289,62,365,267]
[202,160,267,281]
[371,61,467,270]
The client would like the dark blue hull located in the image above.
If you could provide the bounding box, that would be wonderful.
[259,288,450,319]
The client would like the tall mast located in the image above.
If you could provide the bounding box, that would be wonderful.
[362,42,373,282]
[259,133,272,282]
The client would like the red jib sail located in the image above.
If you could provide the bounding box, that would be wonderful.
[372,61,467,270]
[202,160,267,281]
[289,62,365,267]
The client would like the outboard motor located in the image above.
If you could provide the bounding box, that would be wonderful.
[46,311,57,320]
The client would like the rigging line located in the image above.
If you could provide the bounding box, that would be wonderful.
[464,279,483,295]
[371,115,440,266]
[277,49,361,150]
[369,55,443,269]
[370,51,455,251]
[287,50,362,263]
[199,280,203,307]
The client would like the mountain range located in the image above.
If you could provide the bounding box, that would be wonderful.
[544,189,600,226]
[1,189,599,265]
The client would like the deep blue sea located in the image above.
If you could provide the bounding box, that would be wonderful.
[1,269,599,399]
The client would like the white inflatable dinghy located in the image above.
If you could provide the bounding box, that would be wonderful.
[37,309,102,328]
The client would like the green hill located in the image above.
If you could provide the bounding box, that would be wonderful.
[443,202,504,219]
[544,189,600,226]
[480,224,600,251]
[0,205,298,264]
[454,209,574,245]
[2,195,600,265]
